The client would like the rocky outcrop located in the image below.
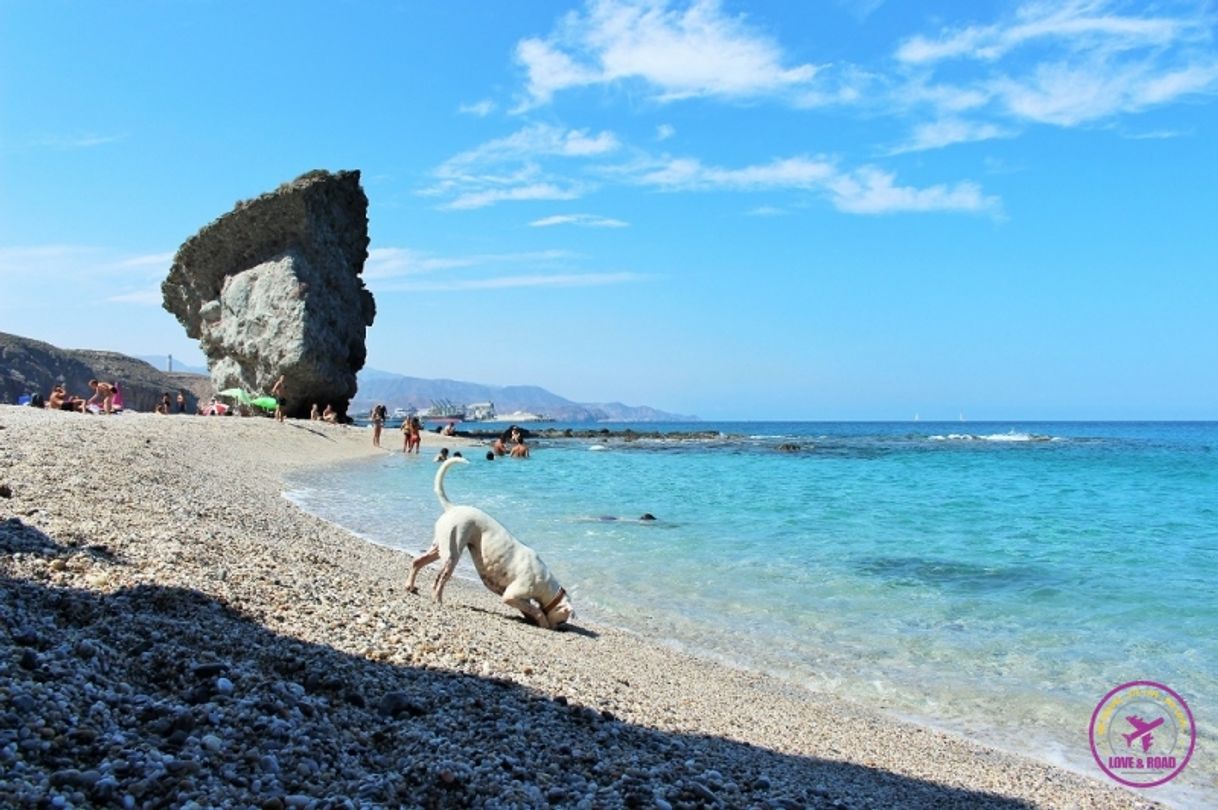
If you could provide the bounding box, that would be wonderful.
[0,332,206,412]
[162,170,376,420]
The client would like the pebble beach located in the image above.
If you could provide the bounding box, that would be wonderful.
[0,406,1161,809]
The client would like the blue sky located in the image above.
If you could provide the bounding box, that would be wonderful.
[2,1,1216,419]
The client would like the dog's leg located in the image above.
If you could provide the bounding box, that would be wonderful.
[431,557,459,604]
[502,594,551,629]
[431,523,471,604]
[405,544,440,593]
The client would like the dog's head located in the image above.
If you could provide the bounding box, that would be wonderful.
[545,591,574,627]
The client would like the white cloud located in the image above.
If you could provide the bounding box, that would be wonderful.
[366,247,576,280]
[0,245,98,275]
[365,245,637,293]
[436,124,620,177]
[377,272,644,293]
[991,59,1218,126]
[515,0,822,108]
[656,123,676,140]
[106,289,164,305]
[117,251,176,269]
[889,1,1218,147]
[30,133,127,149]
[530,213,630,227]
[746,206,787,217]
[459,99,497,116]
[446,182,584,210]
[631,153,999,216]
[0,245,174,279]
[0,245,177,311]
[637,155,837,191]
[890,118,1013,153]
[836,0,886,20]
[896,0,1189,65]
[1121,127,1190,140]
[365,248,473,279]
[827,168,1000,215]
[426,124,619,209]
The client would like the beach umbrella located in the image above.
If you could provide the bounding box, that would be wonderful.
[216,388,252,404]
[249,396,278,411]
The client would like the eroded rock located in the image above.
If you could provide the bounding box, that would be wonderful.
[163,169,375,419]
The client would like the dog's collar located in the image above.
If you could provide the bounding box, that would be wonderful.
[541,587,566,615]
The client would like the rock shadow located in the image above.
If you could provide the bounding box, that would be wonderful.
[1,516,122,563]
[1,574,1040,808]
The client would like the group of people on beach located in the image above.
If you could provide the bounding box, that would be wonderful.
[310,403,339,423]
[494,425,531,458]
[43,379,121,414]
[154,391,188,415]
[362,403,533,460]
[401,415,421,453]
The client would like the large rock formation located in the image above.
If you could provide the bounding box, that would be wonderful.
[162,170,375,420]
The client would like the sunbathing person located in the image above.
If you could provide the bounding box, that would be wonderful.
[322,404,338,423]
[46,385,85,412]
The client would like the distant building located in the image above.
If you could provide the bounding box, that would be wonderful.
[467,401,496,421]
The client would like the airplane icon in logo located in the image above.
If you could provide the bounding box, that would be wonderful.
[1122,715,1165,753]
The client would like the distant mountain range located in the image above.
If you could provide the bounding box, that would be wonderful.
[351,368,696,422]
[139,355,694,422]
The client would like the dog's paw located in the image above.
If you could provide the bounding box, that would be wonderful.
[405,585,419,594]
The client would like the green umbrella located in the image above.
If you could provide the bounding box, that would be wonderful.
[250,396,278,411]
[216,388,252,404]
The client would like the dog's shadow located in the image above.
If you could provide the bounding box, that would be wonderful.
[458,603,599,638]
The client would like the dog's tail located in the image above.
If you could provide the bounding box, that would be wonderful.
[434,456,470,511]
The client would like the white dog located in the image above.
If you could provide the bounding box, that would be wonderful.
[406,458,574,629]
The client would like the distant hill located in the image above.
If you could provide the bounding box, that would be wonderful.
[352,369,695,422]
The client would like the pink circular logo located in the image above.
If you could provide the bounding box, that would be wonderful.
[1090,680,1195,788]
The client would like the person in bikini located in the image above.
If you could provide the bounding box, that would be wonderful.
[87,379,116,414]
[370,403,387,447]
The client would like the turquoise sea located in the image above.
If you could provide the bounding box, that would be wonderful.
[286,421,1217,802]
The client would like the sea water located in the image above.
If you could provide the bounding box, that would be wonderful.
[286,421,1217,801]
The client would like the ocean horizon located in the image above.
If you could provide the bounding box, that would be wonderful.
[286,420,1216,804]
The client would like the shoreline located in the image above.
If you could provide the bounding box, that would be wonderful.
[0,406,1162,807]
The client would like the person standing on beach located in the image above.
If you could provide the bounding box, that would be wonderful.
[270,374,286,423]
[406,416,421,454]
[87,379,116,414]
[370,403,387,448]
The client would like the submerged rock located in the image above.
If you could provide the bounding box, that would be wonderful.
[163,170,376,420]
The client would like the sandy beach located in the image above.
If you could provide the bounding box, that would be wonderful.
[0,406,1160,809]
